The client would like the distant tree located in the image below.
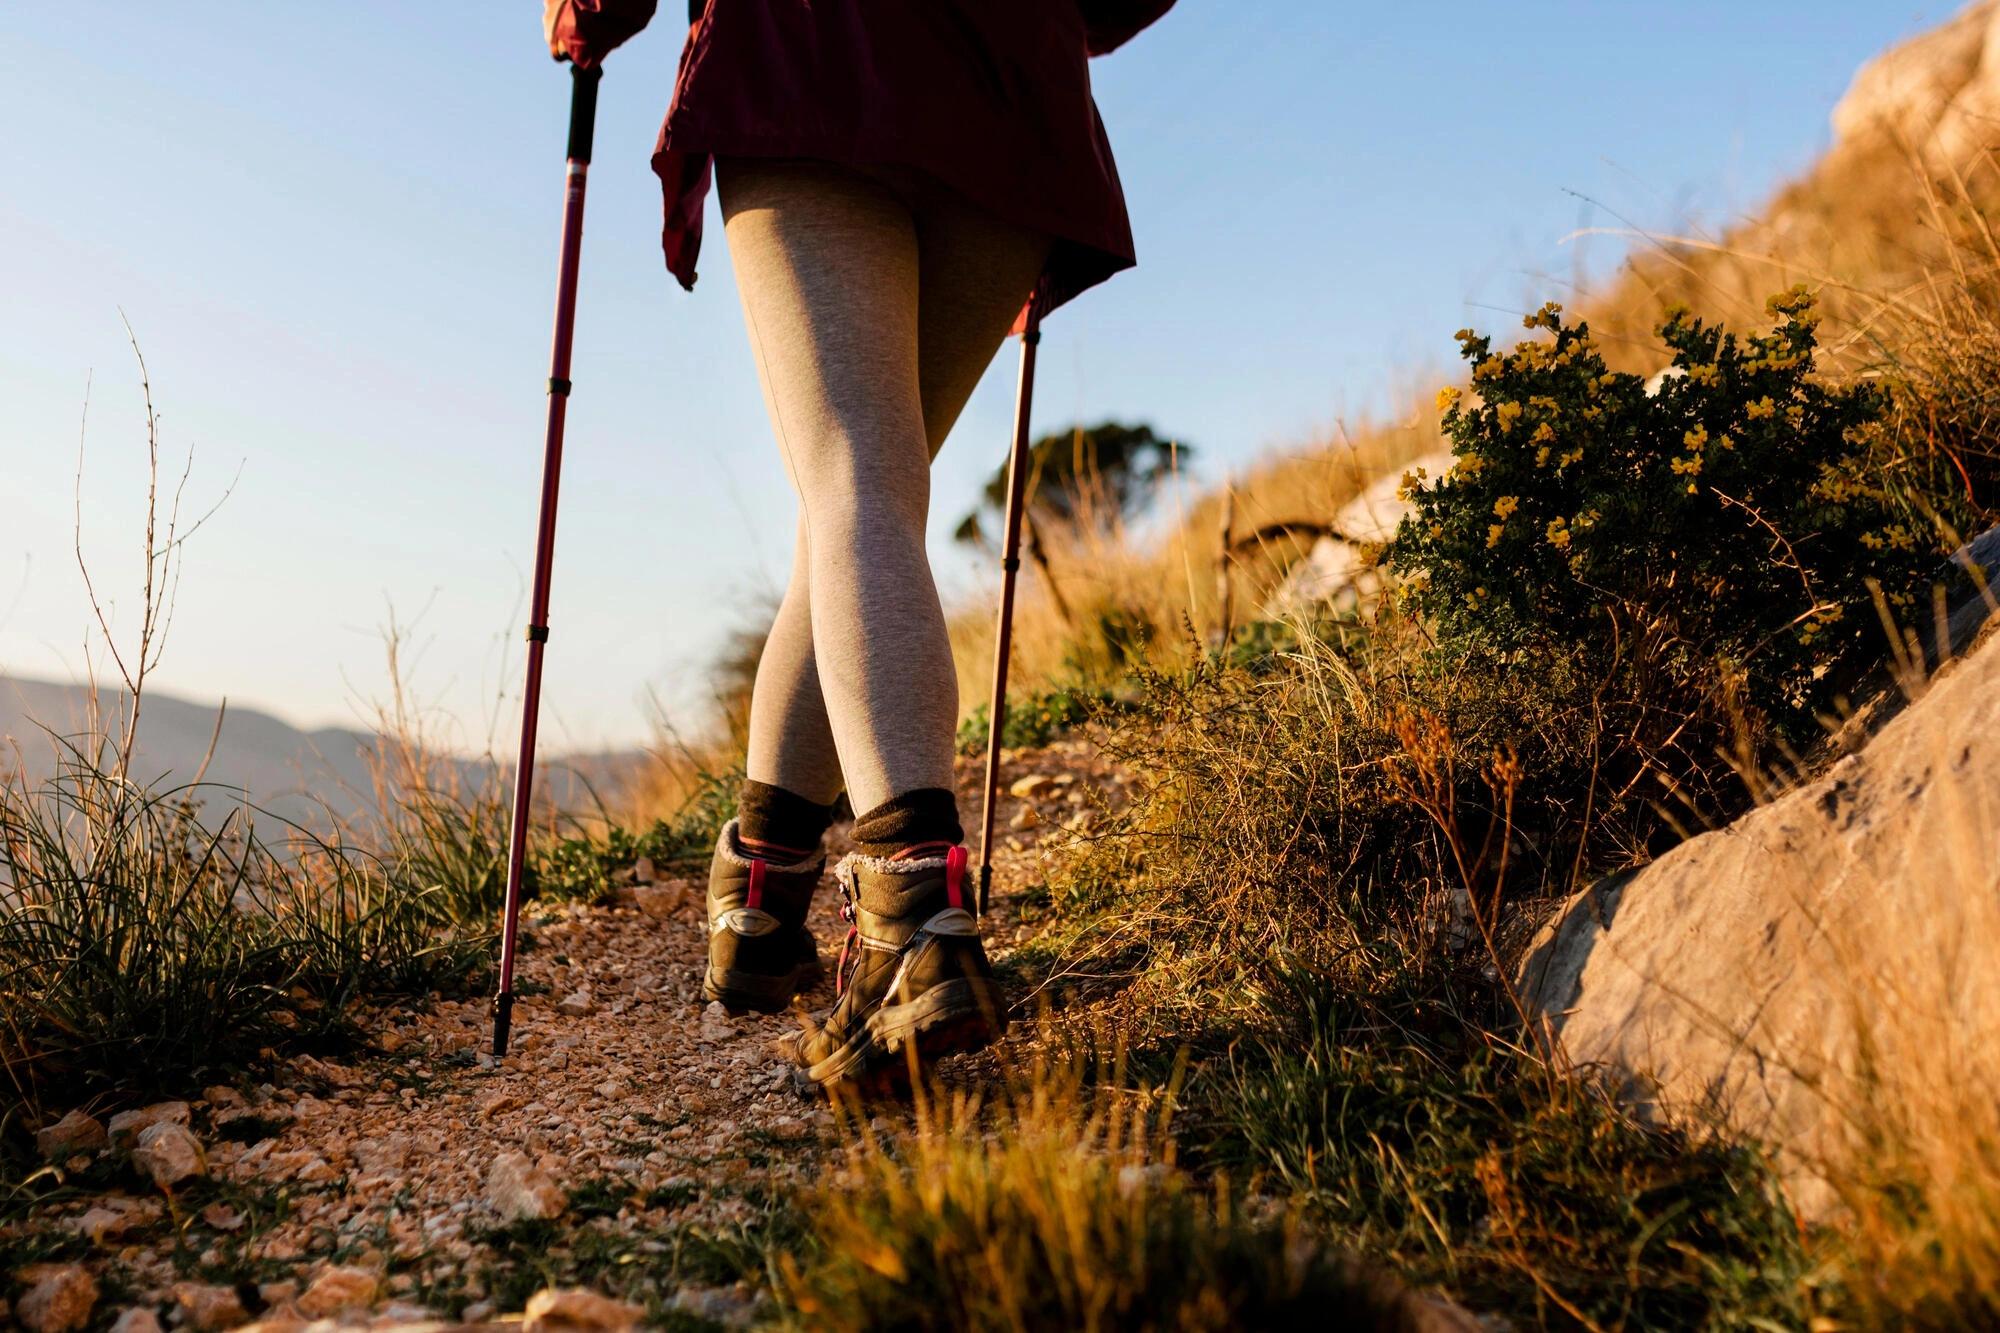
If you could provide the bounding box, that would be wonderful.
[953,421,1189,548]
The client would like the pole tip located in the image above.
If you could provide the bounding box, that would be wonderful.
[491,991,515,1059]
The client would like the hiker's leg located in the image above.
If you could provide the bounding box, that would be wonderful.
[718,157,946,821]
[740,515,843,840]
[834,184,1049,859]
[912,188,1052,460]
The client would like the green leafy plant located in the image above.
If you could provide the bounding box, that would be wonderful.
[1389,292,1954,743]
[956,686,1109,757]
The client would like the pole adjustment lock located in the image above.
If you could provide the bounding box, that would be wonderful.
[548,377,572,397]
[526,624,550,643]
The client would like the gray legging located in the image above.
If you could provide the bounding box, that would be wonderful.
[718,158,1050,816]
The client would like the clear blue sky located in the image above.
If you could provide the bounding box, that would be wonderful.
[0,2,1949,751]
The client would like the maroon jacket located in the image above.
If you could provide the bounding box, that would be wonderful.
[555,0,1174,317]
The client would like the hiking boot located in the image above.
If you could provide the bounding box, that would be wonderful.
[793,844,1007,1088]
[703,820,824,1015]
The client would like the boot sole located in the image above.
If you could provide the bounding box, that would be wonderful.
[703,956,823,1017]
[802,976,1008,1089]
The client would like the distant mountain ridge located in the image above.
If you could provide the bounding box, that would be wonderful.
[0,674,642,832]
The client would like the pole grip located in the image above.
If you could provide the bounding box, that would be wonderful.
[567,64,603,164]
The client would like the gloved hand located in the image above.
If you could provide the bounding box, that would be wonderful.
[543,0,658,69]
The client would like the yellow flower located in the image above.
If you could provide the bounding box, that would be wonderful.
[1671,454,1702,476]
[1487,523,1506,549]
[1687,364,1719,385]
[1535,446,1552,467]
[1496,402,1524,432]
[1436,386,1462,414]
[1531,422,1557,446]
[1746,396,1777,420]
[1493,495,1520,519]
[1546,519,1571,549]
[1683,424,1710,451]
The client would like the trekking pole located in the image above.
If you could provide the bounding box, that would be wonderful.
[493,62,602,1058]
[974,300,1044,916]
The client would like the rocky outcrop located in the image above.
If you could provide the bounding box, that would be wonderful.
[1833,0,2000,163]
[1520,614,2000,1207]
[1263,448,1451,615]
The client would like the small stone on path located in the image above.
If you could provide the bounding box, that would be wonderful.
[1009,773,1057,799]
[15,1264,97,1333]
[556,989,595,1016]
[132,1121,205,1188]
[699,1001,736,1042]
[487,1150,565,1221]
[36,1110,107,1160]
[632,881,689,918]
[522,1286,644,1332]
[107,1102,189,1151]
[107,1309,163,1333]
[296,1265,378,1316]
[169,1282,248,1332]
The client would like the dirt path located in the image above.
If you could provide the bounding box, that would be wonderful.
[10,741,1118,1332]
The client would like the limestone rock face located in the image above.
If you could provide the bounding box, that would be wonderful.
[1833,0,2000,163]
[1263,448,1451,616]
[1520,624,2000,1206]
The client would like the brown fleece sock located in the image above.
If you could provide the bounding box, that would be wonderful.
[736,779,836,860]
[852,787,963,860]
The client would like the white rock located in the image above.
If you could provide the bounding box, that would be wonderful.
[132,1121,206,1188]
[15,1265,98,1333]
[555,989,595,1017]
[522,1286,643,1332]
[486,1150,565,1221]
[1262,447,1452,616]
[1008,773,1057,800]
[1009,804,1040,830]
[35,1109,107,1160]
[1522,620,2000,1214]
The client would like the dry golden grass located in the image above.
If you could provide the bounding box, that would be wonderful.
[946,413,1445,707]
[781,1046,1446,1333]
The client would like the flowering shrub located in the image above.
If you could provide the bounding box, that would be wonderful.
[1388,291,1951,741]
